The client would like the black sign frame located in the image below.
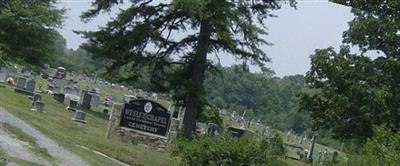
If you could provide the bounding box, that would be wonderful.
[119,99,171,138]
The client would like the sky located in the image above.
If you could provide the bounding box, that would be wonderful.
[57,0,355,77]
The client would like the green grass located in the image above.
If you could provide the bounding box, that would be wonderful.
[0,146,44,166]
[2,123,57,165]
[0,147,7,166]
[0,84,177,166]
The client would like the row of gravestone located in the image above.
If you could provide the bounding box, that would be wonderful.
[14,77,36,96]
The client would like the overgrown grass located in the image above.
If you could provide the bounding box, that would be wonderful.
[0,84,177,166]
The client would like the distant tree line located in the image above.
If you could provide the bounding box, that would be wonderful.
[204,64,312,133]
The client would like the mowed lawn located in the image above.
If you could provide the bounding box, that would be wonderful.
[0,85,177,166]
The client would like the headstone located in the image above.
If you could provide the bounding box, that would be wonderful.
[67,99,79,111]
[207,123,221,135]
[299,135,304,144]
[152,93,158,101]
[90,93,101,107]
[316,151,322,165]
[53,78,66,88]
[64,86,72,94]
[31,94,42,106]
[54,93,65,103]
[15,77,26,90]
[287,130,292,141]
[14,77,35,95]
[31,101,45,112]
[172,105,180,119]
[227,127,246,137]
[70,87,79,96]
[94,87,101,94]
[81,91,92,110]
[25,79,36,93]
[72,110,86,123]
[123,95,136,104]
[0,72,5,82]
[196,122,208,135]
[8,66,17,74]
[23,70,32,78]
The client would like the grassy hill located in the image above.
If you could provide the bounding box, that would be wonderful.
[0,75,346,166]
[0,84,177,166]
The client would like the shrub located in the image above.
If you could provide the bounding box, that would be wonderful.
[173,133,286,166]
[345,126,400,166]
[197,106,223,126]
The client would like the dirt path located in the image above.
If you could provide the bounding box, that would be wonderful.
[0,129,51,166]
[0,108,89,166]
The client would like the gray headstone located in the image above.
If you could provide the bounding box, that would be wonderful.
[64,86,72,94]
[31,94,42,106]
[33,101,45,112]
[81,91,92,110]
[25,79,36,92]
[16,77,27,89]
[207,123,221,135]
[70,88,79,96]
[53,78,66,88]
[54,93,65,103]
[72,110,86,123]
[0,72,5,82]
[90,93,101,107]
[67,99,79,111]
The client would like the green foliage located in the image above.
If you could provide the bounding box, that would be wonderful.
[79,0,296,137]
[0,0,64,67]
[79,0,295,94]
[301,1,400,141]
[197,106,223,126]
[173,133,286,166]
[344,127,400,166]
[300,46,381,140]
[205,64,311,133]
[51,47,105,76]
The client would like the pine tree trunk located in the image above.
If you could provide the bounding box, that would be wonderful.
[183,20,211,138]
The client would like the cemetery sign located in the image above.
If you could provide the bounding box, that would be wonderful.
[120,99,171,138]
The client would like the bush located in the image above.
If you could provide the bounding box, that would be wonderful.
[173,133,286,166]
[345,126,400,166]
[197,106,223,126]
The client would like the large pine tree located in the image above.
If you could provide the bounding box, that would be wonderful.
[80,0,295,138]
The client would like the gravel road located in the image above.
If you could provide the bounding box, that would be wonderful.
[0,129,51,166]
[0,108,89,166]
